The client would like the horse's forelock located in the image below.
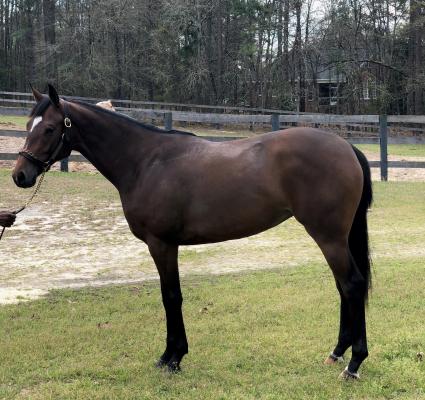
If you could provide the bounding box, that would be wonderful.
[29,96,51,118]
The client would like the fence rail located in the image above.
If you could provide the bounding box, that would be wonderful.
[1,95,425,180]
[122,108,425,125]
[3,90,425,121]
[0,91,301,115]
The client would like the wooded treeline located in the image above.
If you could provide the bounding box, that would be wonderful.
[0,0,424,114]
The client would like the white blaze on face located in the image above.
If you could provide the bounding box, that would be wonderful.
[30,116,42,132]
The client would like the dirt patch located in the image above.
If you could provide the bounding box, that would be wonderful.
[0,135,24,153]
[0,200,324,304]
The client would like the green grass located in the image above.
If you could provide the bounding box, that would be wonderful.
[0,115,27,129]
[0,169,117,207]
[0,171,424,399]
[0,262,424,400]
[356,144,425,158]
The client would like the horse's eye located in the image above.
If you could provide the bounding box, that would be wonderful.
[45,127,54,134]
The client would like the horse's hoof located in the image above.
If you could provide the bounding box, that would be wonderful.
[155,357,168,369]
[324,356,338,365]
[167,360,181,373]
[324,353,344,365]
[339,367,360,380]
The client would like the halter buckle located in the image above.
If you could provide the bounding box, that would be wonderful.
[64,117,72,128]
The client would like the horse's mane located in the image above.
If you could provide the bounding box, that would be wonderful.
[67,99,196,137]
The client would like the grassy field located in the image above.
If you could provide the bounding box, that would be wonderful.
[356,144,425,158]
[0,115,27,128]
[0,261,424,400]
[0,170,424,399]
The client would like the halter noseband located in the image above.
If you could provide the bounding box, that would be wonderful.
[19,101,72,171]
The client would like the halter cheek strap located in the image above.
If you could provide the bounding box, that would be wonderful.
[19,101,72,172]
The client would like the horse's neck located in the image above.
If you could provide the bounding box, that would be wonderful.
[70,103,161,189]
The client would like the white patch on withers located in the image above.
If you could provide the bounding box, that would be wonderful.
[30,116,42,132]
[96,100,116,111]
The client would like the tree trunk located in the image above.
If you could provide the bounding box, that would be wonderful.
[407,0,424,114]
[283,0,290,81]
[42,0,57,84]
[294,0,305,112]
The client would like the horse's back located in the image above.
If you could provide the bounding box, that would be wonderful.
[214,127,363,195]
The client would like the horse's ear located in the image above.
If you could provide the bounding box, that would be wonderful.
[30,83,43,103]
[48,84,60,108]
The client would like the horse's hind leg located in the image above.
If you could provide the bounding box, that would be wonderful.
[324,282,352,365]
[312,236,368,379]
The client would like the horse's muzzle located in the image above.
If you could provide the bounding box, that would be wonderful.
[12,169,36,188]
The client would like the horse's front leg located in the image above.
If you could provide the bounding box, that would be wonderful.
[147,237,188,372]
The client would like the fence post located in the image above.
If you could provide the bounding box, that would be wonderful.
[379,114,388,181]
[60,157,69,172]
[164,112,173,131]
[271,114,280,131]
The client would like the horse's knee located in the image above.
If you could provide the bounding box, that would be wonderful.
[163,289,183,307]
[325,250,367,301]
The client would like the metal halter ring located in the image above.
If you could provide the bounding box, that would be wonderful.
[64,117,72,128]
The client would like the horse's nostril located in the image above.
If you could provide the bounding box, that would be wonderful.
[16,171,26,186]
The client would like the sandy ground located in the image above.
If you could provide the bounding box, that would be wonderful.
[0,199,325,304]
[1,133,424,304]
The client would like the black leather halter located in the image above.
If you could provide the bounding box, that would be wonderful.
[19,101,72,171]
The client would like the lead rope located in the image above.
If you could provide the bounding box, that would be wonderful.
[0,169,47,241]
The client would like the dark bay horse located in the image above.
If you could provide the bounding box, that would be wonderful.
[13,85,372,379]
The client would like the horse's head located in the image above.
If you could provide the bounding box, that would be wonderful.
[13,84,73,188]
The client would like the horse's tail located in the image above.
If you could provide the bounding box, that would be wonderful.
[349,146,373,302]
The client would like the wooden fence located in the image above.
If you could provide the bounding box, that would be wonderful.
[1,92,425,181]
[0,90,300,115]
